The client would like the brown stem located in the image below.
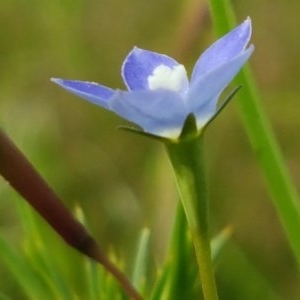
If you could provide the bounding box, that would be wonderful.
[172,1,209,61]
[0,128,142,300]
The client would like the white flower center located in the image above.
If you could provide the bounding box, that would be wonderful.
[147,64,187,92]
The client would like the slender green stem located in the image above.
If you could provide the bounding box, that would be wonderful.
[208,0,300,268]
[166,136,218,300]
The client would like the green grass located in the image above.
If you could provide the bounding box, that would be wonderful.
[1,0,300,298]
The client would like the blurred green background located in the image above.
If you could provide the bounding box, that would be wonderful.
[0,0,300,299]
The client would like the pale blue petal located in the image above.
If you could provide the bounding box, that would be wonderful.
[122,47,188,92]
[51,78,114,109]
[188,45,254,127]
[191,17,252,83]
[110,90,188,137]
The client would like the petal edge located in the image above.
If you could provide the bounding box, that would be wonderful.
[51,78,114,109]
[191,17,252,83]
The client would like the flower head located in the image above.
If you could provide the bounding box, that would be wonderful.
[52,18,254,139]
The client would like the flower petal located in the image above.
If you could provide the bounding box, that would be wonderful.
[110,90,188,138]
[51,78,114,109]
[191,17,252,83]
[188,45,254,127]
[122,47,189,93]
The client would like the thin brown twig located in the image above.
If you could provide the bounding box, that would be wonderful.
[172,0,210,61]
[0,128,143,300]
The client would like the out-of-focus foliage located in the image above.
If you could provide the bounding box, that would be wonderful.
[1,0,300,299]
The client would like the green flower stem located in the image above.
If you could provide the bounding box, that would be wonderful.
[208,0,300,268]
[165,135,218,300]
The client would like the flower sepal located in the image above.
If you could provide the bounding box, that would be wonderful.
[178,113,198,141]
[201,85,242,132]
[118,125,171,143]
[118,85,240,143]
[119,112,199,143]
[118,113,198,143]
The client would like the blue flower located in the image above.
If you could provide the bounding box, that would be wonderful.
[52,18,254,139]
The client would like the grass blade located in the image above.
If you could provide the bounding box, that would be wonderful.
[208,0,300,269]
